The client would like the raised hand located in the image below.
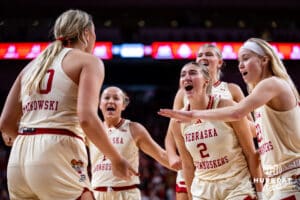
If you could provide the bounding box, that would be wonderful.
[158,109,196,123]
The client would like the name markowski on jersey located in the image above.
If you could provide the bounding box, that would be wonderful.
[22,99,59,113]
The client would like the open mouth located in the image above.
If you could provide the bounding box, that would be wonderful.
[199,61,209,66]
[107,107,116,111]
[242,72,248,76]
[185,85,193,91]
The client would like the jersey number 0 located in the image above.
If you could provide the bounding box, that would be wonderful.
[40,69,54,94]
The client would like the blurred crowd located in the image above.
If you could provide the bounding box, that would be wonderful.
[1,8,299,43]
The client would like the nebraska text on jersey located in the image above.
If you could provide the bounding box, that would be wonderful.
[22,100,59,113]
[185,128,218,142]
[258,141,274,154]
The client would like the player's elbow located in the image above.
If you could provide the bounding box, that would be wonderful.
[78,118,91,130]
[0,118,17,137]
[78,110,97,129]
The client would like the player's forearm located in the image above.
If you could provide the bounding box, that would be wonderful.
[147,146,175,171]
[165,137,178,160]
[190,106,243,122]
[79,113,122,163]
[165,127,177,153]
[182,163,194,199]
[159,150,177,171]
[246,153,263,192]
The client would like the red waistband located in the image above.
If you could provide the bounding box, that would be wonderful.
[19,128,83,141]
[175,185,187,193]
[94,184,138,192]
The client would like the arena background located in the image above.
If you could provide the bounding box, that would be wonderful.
[0,0,300,199]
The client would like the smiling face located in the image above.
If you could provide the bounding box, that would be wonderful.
[196,45,223,81]
[99,87,126,119]
[238,48,264,85]
[180,62,210,99]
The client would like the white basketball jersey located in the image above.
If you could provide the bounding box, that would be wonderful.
[212,81,233,100]
[181,96,248,181]
[89,119,140,187]
[254,104,300,177]
[20,48,86,140]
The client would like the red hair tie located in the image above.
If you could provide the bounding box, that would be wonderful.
[56,37,65,41]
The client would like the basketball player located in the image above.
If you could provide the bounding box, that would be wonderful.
[0,9,137,200]
[159,38,300,200]
[89,86,173,200]
[163,61,263,199]
[164,43,257,200]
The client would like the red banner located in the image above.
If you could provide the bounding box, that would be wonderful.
[0,42,299,60]
[0,42,113,60]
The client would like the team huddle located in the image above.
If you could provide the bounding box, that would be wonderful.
[0,9,299,200]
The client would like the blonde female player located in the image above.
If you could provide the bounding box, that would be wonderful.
[89,86,173,200]
[159,38,300,200]
[0,9,137,200]
[164,43,256,200]
[164,61,262,199]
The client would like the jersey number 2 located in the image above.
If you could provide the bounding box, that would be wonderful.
[197,143,209,158]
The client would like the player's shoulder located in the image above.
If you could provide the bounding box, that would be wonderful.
[260,76,283,85]
[257,76,288,94]
[128,120,145,130]
[67,49,102,65]
[68,50,104,76]
[226,82,245,101]
[227,82,242,91]
[128,120,150,141]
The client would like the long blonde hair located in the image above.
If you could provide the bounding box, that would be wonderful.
[245,38,299,101]
[23,9,93,95]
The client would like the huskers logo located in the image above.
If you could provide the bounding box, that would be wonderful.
[255,123,274,154]
[71,159,86,182]
[292,174,300,190]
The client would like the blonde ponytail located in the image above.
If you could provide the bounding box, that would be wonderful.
[23,40,63,95]
[22,9,93,95]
